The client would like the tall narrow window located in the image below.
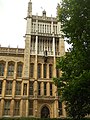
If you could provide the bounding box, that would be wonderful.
[29,82,33,95]
[28,100,33,116]
[44,82,47,95]
[14,100,20,116]
[58,101,63,116]
[5,81,12,95]
[50,83,52,96]
[49,64,53,78]
[0,63,5,76]
[38,82,41,95]
[56,69,59,78]
[43,64,47,78]
[23,83,27,95]
[17,64,23,77]
[8,63,14,76]
[30,63,34,78]
[15,81,21,95]
[38,63,42,78]
[0,81,2,94]
[4,100,11,116]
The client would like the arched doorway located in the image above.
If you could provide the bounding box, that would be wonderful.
[41,106,50,118]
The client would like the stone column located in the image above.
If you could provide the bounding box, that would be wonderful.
[0,99,4,116]
[4,61,8,79]
[12,80,16,98]
[14,62,17,79]
[10,99,14,117]
[53,36,56,77]
[2,79,6,97]
[23,35,31,79]
[26,99,28,117]
[59,37,65,56]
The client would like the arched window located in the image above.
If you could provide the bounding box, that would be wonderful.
[49,64,53,78]
[0,62,5,76]
[43,64,47,78]
[7,62,14,76]
[30,63,34,78]
[38,63,42,78]
[17,63,23,77]
[41,106,50,118]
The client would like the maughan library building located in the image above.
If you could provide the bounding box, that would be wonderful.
[0,0,66,118]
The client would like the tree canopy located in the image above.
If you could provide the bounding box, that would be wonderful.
[54,0,90,118]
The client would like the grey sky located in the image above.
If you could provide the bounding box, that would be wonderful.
[0,0,69,50]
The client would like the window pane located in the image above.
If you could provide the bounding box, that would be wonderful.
[15,81,21,95]
[38,82,41,95]
[23,83,27,95]
[0,63,5,76]
[0,81,2,94]
[28,100,33,116]
[43,64,47,78]
[4,100,11,116]
[49,64,53,78]
[38,64,41,78]
[14,101,20,116]
[5,81,12,95]
[30,63,34,78]
[50,83,52,96]
[44,82,47,95]
[56,69,59,78]
[58,101,63,115]
[29,82,33,95]
[17,64,23,77]
[8,63,14,76]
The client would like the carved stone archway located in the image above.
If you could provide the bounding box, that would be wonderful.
[41,106,50,118]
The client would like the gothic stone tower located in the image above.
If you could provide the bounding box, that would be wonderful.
[0,0,66,118]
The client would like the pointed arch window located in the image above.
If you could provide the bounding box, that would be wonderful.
[0,62,5,76]
[7,62,14,76]
[17,63,23,77]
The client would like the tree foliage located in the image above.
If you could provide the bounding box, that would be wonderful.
[54,0,90,118]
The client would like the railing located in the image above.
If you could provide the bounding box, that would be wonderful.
[30,50,60,56]
[0,47,24,54]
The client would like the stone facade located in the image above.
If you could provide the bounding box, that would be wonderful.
[0,0,66,118]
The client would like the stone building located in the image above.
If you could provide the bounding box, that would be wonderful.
[0,0,66,118]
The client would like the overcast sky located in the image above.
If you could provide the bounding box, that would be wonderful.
[0,0,69,50]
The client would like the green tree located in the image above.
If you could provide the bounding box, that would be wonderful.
[54,0,90,118]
